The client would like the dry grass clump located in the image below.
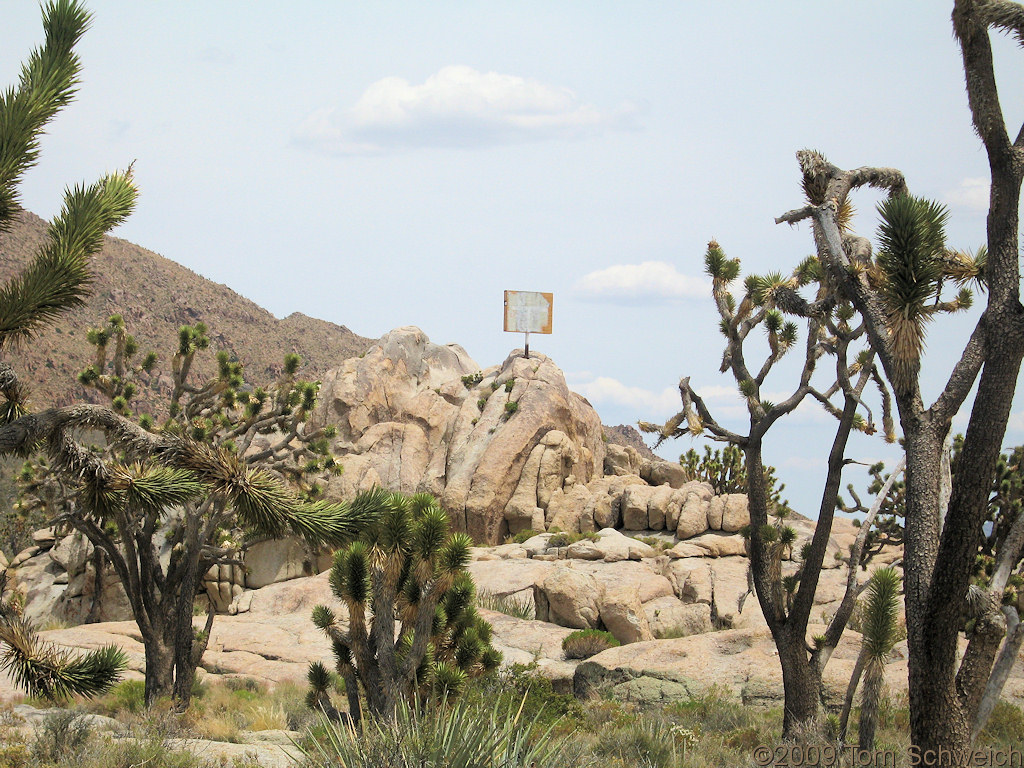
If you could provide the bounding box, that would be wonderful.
[75,675,313,743]
[561,629,620,659]
[476,591,536,621]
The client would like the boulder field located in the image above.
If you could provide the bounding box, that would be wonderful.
[5,326,1022,710]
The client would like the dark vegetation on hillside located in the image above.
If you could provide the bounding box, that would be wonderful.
[0,209,374,416]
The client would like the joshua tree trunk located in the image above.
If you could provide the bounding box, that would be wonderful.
[85,547,106,624]
[839,647,867,744]
[858,660,885,751]
[143,634,175,705]
[775,629,823,735]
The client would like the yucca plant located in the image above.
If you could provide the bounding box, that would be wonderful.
[309,490,501,725]
[0,571,126,701]
[838,567,904,750]
[300,692,569,768]
[0,5,365,711]
[874,195,971,395]
[0,0,138,700]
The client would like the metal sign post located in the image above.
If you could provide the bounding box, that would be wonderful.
[503,291,552,359]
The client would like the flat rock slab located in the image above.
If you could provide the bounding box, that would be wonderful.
[165,737,302,768]
[574,626,911,708]
[0,577,582,702]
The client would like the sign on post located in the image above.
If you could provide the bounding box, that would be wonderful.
[503,290,552,358]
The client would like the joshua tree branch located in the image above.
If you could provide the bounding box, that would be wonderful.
[820,456,906,666]
[954,0,1017,159]
[928,320,987,426]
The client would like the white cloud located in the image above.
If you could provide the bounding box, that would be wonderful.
[295,65,635,154]
[574,376,682,414]
[573,261,710,303]
[944,177,989,211]
[571,376,746,421]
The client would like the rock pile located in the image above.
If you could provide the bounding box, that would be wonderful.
[467,518,868,646]
[311,326,755,545]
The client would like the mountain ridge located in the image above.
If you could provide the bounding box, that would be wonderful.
[0,209,375,413]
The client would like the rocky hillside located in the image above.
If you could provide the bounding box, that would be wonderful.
[0,209,373,412]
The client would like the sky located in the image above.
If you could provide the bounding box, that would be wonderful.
[3,1,1024,518]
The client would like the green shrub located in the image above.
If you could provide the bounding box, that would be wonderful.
[980,701,1024,747]
[592,718,682,768]
[504,400,519,415]
[461,372,483,387]
[0,743,29,768]
[464,663,583,734]
[664,686,758,733]
[504,378,515,392]
[85,736,201,768]
[509,529,539,544]
[562,629,620,659]
[92,679,146,716]
[546,531,599,549]
[477,398,487,412]
[634,536,672,551]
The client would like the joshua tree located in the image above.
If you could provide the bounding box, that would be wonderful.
[0,569,126,701]
[642,237,910,737]
[839,440,1024,740]
[0,3,369,710]
[773,1,1024,741]
[14,312,360,710]
[309,489,502,725]
[0,0,135,699]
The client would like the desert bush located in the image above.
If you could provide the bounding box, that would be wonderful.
[546,531,599,549]
[634,535,672,551]
[562,629,620,660]
[476,591,536,621]
[547,533,571,547]
[461,372,483,387]
[80,736,201,768]
[95,679,146,716]
[592,717,683,768]
[30,710,93,765]
[979,701,1024,747]
[464,663,583,736]
[0,743,29,768]
[508,529,539,544]
[269,680,316,731]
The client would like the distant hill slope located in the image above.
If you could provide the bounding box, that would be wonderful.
[0,209,374,412]
[603,424,658,461]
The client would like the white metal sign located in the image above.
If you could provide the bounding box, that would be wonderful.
[503,291,552,359]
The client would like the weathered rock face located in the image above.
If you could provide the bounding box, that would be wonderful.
[8,531,134,626]
[312,327,605,543]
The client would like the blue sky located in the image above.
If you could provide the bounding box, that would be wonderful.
[3,2,1023,517]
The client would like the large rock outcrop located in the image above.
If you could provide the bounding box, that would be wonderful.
[310,326,752,545]
[311,327,606,543]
